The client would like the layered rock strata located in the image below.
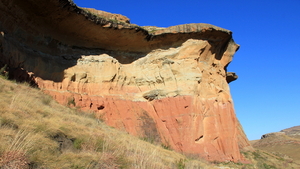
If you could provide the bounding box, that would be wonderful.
[0,0,252,162]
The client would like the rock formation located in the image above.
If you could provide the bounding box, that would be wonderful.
[0,0,253,162]
[260,126,300,139]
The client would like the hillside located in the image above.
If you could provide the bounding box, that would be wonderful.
[281,126,300,139]
[0,77,210,168]
[0,77,299,169]
[252,126,300,165]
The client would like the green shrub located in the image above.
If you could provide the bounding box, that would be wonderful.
[0,64,8,79]
[176,158,186,169]
[0,117,18,129]
[67,97,76,106]
[263,163,276,169]
[95,138,106,152]
[73,138,84,149]
[41,95,52,105]
[33,123,47,133]
[116,154,130,169]
[140,136,155,144]
[161,143,171,150]
[252,150,264,160]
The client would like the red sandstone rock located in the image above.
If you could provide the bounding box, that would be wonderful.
[0,0,253,162]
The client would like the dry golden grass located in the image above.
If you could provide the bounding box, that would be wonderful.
[252,134,300,165]
[0,78,212,168]
[0,77,298,169]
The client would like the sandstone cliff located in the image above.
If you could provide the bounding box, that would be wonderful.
[0,0,252,162]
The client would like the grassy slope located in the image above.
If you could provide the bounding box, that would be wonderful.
[0,77,299,169]
[252,133,300,165]
[0,77,212,168]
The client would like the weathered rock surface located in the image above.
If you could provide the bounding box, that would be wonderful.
[260,126,300,139]
[0,0,252,162]
[82,8,130,24]
[261,132,286,139]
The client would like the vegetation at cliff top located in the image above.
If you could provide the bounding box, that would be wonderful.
[0,77,299,168]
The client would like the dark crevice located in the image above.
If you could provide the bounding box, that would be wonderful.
[195,135,203,141]
[97,105,105,110]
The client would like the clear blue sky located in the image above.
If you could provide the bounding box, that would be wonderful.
[73,0,300,140]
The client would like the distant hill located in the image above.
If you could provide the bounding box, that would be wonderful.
[281,126,300,139]
[251,126,300,164]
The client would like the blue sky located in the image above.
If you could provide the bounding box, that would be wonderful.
[73,0,300,140]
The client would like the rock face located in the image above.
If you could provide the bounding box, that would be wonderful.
[260,126,300,139]
[261,132,286,139]
[82,8,130,24]
[0,0,252,162]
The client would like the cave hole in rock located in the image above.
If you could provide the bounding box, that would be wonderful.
[89,103,93,108]
[97,105,105,110]
[195,135,203,141]
[70,74,76,82]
